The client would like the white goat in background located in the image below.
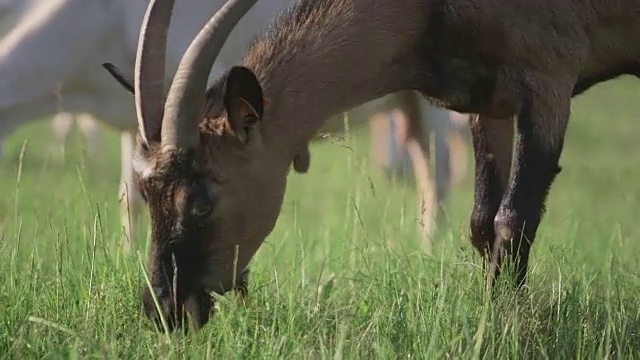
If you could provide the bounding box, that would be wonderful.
[0,0,103,160]
[0,0,470,251]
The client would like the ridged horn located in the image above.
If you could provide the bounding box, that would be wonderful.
[134,0,176,145]
[160,0,258,152]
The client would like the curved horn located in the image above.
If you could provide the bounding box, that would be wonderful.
[160,0,258,152]
[134,0,176,145]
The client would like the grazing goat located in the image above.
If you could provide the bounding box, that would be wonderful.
[0,0,469,249]
[106,0,640,330]
[104,0,488,330]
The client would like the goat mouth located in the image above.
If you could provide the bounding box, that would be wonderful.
[142,265,250,332]
[142,285,212,332]
[183,291,213,330]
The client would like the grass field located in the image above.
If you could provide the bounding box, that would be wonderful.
[1,76,639,358]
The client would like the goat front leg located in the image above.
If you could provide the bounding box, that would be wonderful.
[119,131,144,254]
[50,112,75,162]
[76,113,103,162]
[447,112,471,187]
[405,134,437,248]
[469,114,514,275]
[367,91,428,180]
[398,94,439,249]
[491,85,570,287]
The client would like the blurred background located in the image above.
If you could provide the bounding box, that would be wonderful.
[0,0,478,251]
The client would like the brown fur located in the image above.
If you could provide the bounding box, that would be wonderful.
[110,0,640,331]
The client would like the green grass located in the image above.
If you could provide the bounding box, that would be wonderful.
[1,76,640,358]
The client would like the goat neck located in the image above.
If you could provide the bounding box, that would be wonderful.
[238,0,427,158]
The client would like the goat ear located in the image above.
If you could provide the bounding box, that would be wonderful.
[223,66,264,143]
[102,63,135,94]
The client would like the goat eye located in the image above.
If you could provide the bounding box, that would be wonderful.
[192,203,213,217]
[244,115,258,125]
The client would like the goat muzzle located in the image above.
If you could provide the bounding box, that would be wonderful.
[141,284,212,332]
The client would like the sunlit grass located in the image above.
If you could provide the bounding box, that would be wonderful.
[1,76,639,358]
